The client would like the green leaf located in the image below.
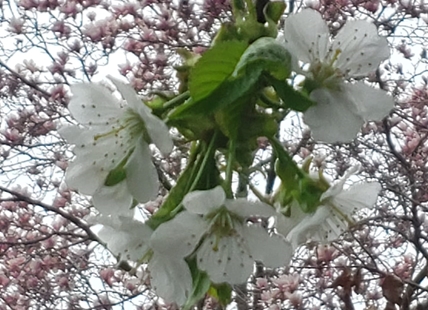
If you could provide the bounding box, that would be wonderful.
[104,166,126,186]
[189,40,248,102]
[183,260,211,310]
[269,77,315,112]
[169,67,262,120]
[234,37,292,80]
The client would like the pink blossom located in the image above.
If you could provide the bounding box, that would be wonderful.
[2,128,22,143]
[51,21,71,38]
[57,275,70,290]
[100,268,116,287]
[0,274,10,287]
[59,1,79,16]
[285,291,303,307]
[18,0,37,10]
[9,17,25,34]
[317,245,338,262]
[272,274,300,292]
[256,277,269,289]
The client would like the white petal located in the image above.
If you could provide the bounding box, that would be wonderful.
[305,87,364,143]
[283,9,330,64]
[275,203,308,238]
[225,199,277,218]
[321,165,359,200]
[332,182,381,214]
[63,125,132,195]
[242,225,293,268]
[150,211,208,257]
[108,76,150,112]
[58,125,85,144]
[197,234,253,285]
[64,159,106,195]
[69,83,123,125]
[332,20,390,77]
[96,216,153,261]
[149,254,192,306]
[109,76,173,156]
[125,138,159,203]
[286,207,331,248]
[92,182,133,216]
[143,111,174,156]
[342,82,394,121]
[70,129,130,168]
[183,186,226,215]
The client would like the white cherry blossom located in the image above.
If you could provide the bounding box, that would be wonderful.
[283,9,394,143]
[151,186,292,285]
[92,215,192,306]
[59,77,173,215]
[276,167,381,249]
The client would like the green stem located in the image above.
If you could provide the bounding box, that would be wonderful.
[245,0,257,20]
[161,91,190,111]
[225,139,236,194]
[188,130,219,192]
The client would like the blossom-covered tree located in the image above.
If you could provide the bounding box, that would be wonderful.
[1,0,428,309]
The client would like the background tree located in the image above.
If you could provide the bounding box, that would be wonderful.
[0,0,427,309]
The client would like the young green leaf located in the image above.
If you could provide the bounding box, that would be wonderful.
[233,37,292,80]
[189,40,248,102]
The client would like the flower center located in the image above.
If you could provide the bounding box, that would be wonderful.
[205,207,241,251]
[93,108,148,143]
[305,48,343,92]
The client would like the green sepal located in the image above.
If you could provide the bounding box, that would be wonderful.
[296,178,326,213]
[212,23,241,44]
[182,259,212,310]
[208,283,232,306]
[104,165,127,186]
[268,76,315,112]
[265,1,286,24]
[147,159,195,229]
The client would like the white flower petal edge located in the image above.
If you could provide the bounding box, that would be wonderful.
[344,82,394,120]
[68,83,123,125]
[94,215,153,261]
[150,211,207,258]
[225,199,277,218]
[332,20,390,77]
[305,87,364,143]
[149,253,193,306]
[242,225,292,268]
[196,233,254,285]
[92,182,133,216]
[282,9,330,64]
[125,137,159,204]
[182,185,226,214]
